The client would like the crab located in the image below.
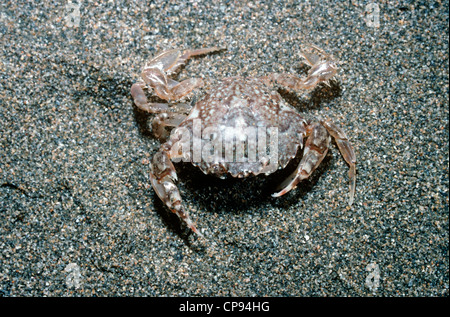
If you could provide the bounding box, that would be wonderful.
[131,46,356,237]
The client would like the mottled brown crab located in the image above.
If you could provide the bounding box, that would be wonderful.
[131,46,356,237]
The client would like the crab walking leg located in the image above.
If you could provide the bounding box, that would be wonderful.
[268,59,337,90]
[151,113,187,140]
[272,123,330,198]
[143,67,206,101]
[320,118,356,205]
[267,46,338,91]
[140,47,225,101]
[131,82,171,112]
[131,82,190,140]
[146,47,224,76]
[149,143,203,237]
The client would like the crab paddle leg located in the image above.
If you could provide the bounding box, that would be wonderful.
[149,143,203,237]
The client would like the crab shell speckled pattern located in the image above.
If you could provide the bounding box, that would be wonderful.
[171,76,307,179]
